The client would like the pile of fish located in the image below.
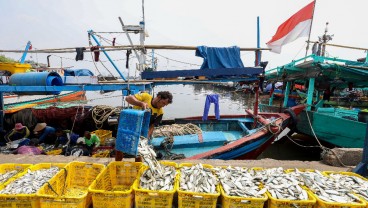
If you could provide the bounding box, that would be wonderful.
[180,164,218,193]
[287,169,361,203]
[327,173,368,201]
[0,167,60,194]
[139,165,176,191]
[138,137,176,191]
[214,166,265,197]
[0,170,19,184]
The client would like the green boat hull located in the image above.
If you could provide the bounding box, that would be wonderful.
[296,110,366,148]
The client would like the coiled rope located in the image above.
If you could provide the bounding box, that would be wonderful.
[152,123,202,138]
[92,105,122,129]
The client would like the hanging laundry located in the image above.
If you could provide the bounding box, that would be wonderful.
[90,46,100,62]
[112,37,116,46]
[202,94,220,121]
[75,47,86,61]
[126,49,132,69]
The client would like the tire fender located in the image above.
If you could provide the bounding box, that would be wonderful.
[283,108,298,130]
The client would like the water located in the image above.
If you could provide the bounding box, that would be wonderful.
[87,84,255,119]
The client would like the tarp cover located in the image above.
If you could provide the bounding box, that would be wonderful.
[64,69,94,76]
[195,46,244,69]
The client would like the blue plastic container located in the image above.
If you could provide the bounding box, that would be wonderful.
[9,72,63,95]
[115,109,150,156]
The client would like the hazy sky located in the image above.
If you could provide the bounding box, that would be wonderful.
[1,0,367,77]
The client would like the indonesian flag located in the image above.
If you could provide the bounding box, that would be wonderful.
[266,1,315,53]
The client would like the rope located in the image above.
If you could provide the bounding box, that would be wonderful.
[152,123,202,138]
[160,135,185,160]
[303,110,348,167]
[91,105,122,129]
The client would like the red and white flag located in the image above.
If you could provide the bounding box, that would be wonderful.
[266,1,315,53]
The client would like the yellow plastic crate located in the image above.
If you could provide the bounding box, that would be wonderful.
[323,171,368,207]
[45,149,63,155]
[220,185,268,208]
[178,163,220,208]
[306,190,366,208]
[92,129,113,145]
[0,163,32,186]
[38,161,105,208]
[0,163,66,208]
[89,161,142,208]
[266,188,316,208]
[133,161,178,208]
[0,62,31,74]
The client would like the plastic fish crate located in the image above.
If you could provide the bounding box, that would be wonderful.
[133,161,178,208]
[0,163,66,208]
[0,163,32,186]
[37,161,105,208]
[266,188,316,208]
[178,163,220,208]
[322,171,368,207]
[220,185,268,208]
[116,109,150,156]
[91,129,113,145]
[306,190,366,208]
[89,161,143,208]
[0,62,31,74]
[45,149,63,155]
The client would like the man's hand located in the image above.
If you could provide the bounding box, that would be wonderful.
[141,102,149,110]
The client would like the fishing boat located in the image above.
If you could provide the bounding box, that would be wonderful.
[265,52,368,148]
[150,105,304,160]
[4,91,87,114]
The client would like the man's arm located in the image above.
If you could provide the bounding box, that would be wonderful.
[126,95,148,109]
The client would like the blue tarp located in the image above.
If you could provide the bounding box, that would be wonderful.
[64,69,94,76]
[195,46,244,69]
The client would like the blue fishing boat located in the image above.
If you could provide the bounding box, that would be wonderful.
[150,105,304,160]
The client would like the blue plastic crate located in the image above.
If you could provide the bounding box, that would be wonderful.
[116,109,151,156]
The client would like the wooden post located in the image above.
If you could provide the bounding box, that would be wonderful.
[0,92,3,132]
[307,78,315,111]
[283,82,291,107]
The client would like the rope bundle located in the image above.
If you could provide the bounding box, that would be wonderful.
[152,123,202,138]
[91,105,122,129]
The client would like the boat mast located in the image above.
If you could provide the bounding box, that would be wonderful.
[305,0,317,57]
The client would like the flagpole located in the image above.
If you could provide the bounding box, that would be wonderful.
[304,0,317,57]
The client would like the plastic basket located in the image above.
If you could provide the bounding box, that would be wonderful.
[306,190,366,208]
[0,163,66,208]
[89,161,142,208]
[91,129,113,145]
[116,109,150,156]
[220,185,268,208]
[266,188,316,208]
[323,171,368,207]
[133,161,178,208]
[45,149,63,155]
[178,163,220,208]
[0,62,31,74]
[92,146,114,158]
[38,161,104,208]
[0,163,32,186]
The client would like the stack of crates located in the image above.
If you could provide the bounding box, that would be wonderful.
[89,162,142,208]
[91,129,113,145]
[37,161,104,208]
[177,163,220,208]
[133,161,178,208]
[0,163,32,186]
[0,163,66,208]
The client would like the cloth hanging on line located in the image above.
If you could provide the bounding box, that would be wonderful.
[202,94,220,121]
[90,46,100,62]
[75,47,86,61]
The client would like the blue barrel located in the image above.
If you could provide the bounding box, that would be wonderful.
[9,72,63,95]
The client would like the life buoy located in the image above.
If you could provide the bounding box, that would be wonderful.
[283,108,298,131]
